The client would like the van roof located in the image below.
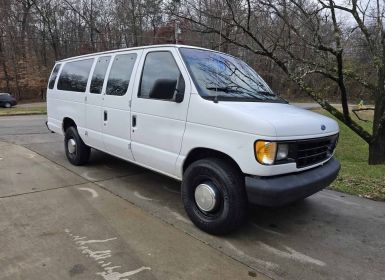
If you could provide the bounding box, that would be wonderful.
[57,44,219,63]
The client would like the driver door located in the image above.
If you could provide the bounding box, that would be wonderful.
[130,47,191,177]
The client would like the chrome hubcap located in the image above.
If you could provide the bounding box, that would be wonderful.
[194,183,218,212]
[67,139,76,154]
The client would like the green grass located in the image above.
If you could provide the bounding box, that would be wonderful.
[0,106,47,116]
[314,108,385,201]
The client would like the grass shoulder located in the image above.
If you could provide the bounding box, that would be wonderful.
[313,108,385,201]
[0,106,47,116]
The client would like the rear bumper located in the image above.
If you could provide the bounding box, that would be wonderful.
[245,158,340,206]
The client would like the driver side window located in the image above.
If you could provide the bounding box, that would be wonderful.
[139,51,185,101]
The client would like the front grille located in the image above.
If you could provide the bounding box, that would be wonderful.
[291,135,338,168]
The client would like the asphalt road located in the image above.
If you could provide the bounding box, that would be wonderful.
[0,115,384,280]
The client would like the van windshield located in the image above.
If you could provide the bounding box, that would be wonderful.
[179,48,285,103]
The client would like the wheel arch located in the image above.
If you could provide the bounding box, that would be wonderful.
[182,147,243,175]
[62,117,77,133]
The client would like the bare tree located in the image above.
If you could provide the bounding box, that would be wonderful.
[172,0,385,164]
[318,0,385,164]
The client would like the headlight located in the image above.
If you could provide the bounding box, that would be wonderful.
[255,141,277,165]
[255,141,289,165]
[276,144,289,161]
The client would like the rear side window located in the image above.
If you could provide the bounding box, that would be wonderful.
[48,64,61,89]
[106,53,137,96]
[57,59,94,92]
[90,56,111,94]
[139,52,183,100]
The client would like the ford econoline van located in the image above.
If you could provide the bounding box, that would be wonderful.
[47,45,340,234]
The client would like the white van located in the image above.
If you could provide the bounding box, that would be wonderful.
[47,45,340,234]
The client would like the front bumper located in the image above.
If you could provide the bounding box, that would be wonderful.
[245,158,340,206]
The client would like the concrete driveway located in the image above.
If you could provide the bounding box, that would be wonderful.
[0,115,384,280]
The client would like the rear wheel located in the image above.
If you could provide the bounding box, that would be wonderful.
[181,158,247,235]
[4,102,11,108]
[64,126,90,165]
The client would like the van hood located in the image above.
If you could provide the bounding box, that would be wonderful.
[188,96,339,138]
[221,102,338,137]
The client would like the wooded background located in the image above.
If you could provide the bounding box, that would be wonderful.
[0,0,372,102]
[0,0,384,163]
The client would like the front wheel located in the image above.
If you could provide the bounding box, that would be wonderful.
[181,158,247,235]
[64,126,90,165]
[4,102,11,108]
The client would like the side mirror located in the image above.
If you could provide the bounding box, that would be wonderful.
[174,74,185,103]
[175,90,184,103]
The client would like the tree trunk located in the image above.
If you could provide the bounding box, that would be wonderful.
[0,37,10,92]
[369,67,385,164]
[20,1,32,59]
[369,125,385,164]
[336,51,350,123]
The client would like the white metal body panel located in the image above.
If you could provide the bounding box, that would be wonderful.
[84,57,107,150]
[101,50,143,161]
[47,58,92,138]
[130,47,191,177]
[174,93,339,178]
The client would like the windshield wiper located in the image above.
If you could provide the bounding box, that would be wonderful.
[205,86,284,103]
[257,90,275,96]
[206,86,262,98]
[206,86,251,95]
[257,90,288,103]
[206,86,234,93]
[206,86,247,103]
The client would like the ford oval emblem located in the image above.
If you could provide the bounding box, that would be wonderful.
[321,124,326,131]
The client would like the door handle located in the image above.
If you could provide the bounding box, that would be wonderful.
[104,110,108,121]
[132,115,137,127]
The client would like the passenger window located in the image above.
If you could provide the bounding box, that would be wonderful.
[90,56,111,94]
[48,64,61,89]
[139,52,185,101]
[57,59,94,92]
[106,53,137,96]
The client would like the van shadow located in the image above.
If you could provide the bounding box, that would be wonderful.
[90,151,321,237]
[74,148,148,180]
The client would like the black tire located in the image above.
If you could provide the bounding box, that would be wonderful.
[181,158,247,235]
[4,102,11,108]
[64,126,90,166]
